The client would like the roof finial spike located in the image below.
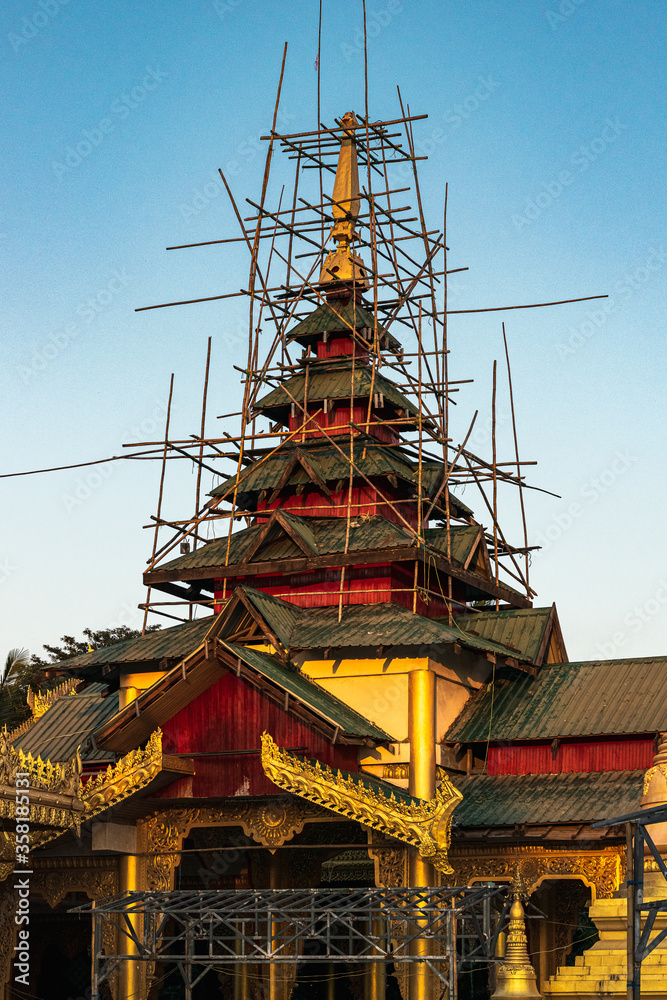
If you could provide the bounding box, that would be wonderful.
[319,111,368,293]
[330,112,361,249]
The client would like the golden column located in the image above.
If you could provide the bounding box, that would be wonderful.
[408,668,436,1000]
[365,917,386,1000]
[118,853,141,1000]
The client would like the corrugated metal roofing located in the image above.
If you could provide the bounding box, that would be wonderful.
[55,617,214,670]
[424,525,481,567]
[254,365,420,418]
[453,770,643,827]
[153,514,418,575]
[241,588,301,648]
[447,656,667,742]
[452,608,552,664]
[239,595,520,659]
[208,443,473,524]
[224,643,392,741]
[12,682,119,762]
[286,300,401,351]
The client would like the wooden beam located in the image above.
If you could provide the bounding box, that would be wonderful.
[145,545,532,609]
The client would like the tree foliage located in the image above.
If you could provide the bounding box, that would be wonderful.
[1,625,160,731]
[30,625,160,667]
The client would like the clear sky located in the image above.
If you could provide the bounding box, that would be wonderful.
[2,0,666,663]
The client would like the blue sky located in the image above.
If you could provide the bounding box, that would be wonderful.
[2,0,666,663]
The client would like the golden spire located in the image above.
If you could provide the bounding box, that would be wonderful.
[319,111,368,291]
[492,875,542,1000]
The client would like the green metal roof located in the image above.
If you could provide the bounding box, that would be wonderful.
[450,607,553,664]
[423,525,482,567]
[223,643,392,741]
[54,617,215,671]
[240,587,302,648]
[286,300,401,352]
[453,770,643,827]
[12,682,118,762]
[154,513,418,575]
[447,656,667,742]
[209,442,473,523]
[253,364,421,420]
[229,589,521,660]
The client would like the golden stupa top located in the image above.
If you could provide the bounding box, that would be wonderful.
[319,111,368,289]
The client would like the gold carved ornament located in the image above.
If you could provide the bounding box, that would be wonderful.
[82,728,164,820]
[27,678,81,720]
[0,729,167,874]
[260,732,462,874]
[142,798,329,892]
[451,849,623,900]
[0,729,81,799]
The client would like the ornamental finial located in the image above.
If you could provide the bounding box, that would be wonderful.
[319,112,368,290]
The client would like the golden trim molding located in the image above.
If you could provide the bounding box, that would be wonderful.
[450,845,625,900]
[83,728,164,819]
[261,732,462,874]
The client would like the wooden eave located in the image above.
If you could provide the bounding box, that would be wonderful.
[144,544,532,610]
[93,638,377,755]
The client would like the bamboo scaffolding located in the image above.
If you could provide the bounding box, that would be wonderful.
[129,89,604,626]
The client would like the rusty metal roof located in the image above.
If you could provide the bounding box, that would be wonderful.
[54,617,215,671]
[12,682,118,762]
[452,607,553,665]
[453,770,643,827]
[286,299,401,351]
[447,656,667,742]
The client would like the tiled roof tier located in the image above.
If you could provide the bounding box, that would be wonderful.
[252,362,425,421]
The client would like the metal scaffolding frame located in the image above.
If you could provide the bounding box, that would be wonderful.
[592,802,667,1000]
[74,884,511,998]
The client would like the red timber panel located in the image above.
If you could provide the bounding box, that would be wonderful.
[389,563,451,618]
[156,671,359,799]
[316,335,365,359]
[215,565,394,611]
[288,406,397,444]
[487,737,654,776]
[258,485,418,526]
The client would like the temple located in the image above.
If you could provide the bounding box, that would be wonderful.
[2,95,666,1000]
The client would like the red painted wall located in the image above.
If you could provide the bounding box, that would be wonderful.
[157,671,359,799]
[316,335,365,359]
[287,406,398,444]
[487,737,653,776]
[214,559,456,615]
[257,485,418,528]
